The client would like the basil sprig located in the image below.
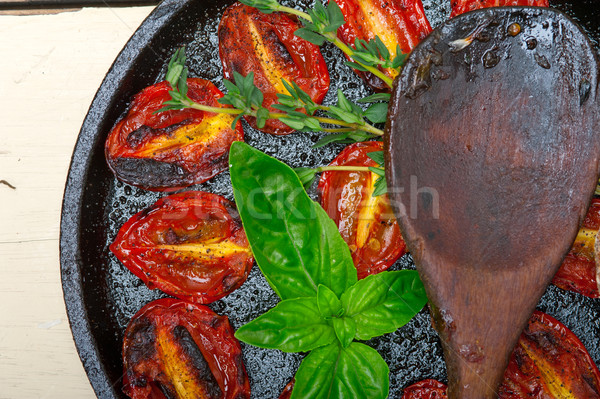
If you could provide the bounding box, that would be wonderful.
[229,142,428,399]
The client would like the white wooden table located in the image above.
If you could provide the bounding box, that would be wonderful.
[0,6,154,398]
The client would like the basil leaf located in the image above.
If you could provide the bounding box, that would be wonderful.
[229,142,357,299]
[292,342,389,399]
[332,317,355,348]
[317,285,342,318]
[364,102,388,124]
[235,297,335,352]
[342,270,427,340]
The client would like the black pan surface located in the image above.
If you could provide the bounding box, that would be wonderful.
[60,0,600,397]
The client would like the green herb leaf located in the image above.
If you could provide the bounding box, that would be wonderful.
[294,28,326,46]
[294,167,318,189]
[324,0,345,32]
[332,317,356,348]
[312,132,351,148]
[235,297,336,352]
[366,151,384,166]
[341,271,427,340]
[238,0,280,13]
[364,103,388,124]
[317,285,343,318]
[345,61,369,72]
[229,142,357,300]
[291,342,389,399]
[165,47,186,88]
[358,93,391,103]
[368,166,385,177]
[230,114,244,130]
[372,175,388,197]
[255,107,270,129]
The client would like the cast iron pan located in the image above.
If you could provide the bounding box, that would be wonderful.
[60,0,600,397]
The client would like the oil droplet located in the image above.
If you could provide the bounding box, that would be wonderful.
[534,53,551,69]
[507,23,521,36]
[580,79,592,106]
[483,50,500,69]
[526,37,537,50]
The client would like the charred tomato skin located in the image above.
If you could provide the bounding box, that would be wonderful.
[498,311,600,398]
[552,198,600,298]
[333,0,432,91]
[450,0,549,18]
[122,298,251,399]
[318,141,407,279]
[105,78,243,191]
[218,2,330,135]
[401,379,448,399]
[110,191,253,304]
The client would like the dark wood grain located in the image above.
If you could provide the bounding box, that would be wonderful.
[385,7,600,398]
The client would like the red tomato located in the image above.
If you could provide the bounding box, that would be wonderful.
[105,79,243,191]
[110,191,253,304]
[122,298,250,399]
[403,311,600,399]
[552,198,600,298]
[450,0,549,18]
[318,141,407,279]
[401,379,448,399]
[278,379,295,399]
[499,311,600,398]
[218,2,330,135]
[333,0,432,91]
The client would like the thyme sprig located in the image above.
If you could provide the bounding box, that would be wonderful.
[158,48,386,140]
[294,150,387,196]
[239,0,403,88]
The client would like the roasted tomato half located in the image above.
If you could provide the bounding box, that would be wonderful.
[218,2,330,135]
[552,198,600,298]
[450,0,549,18]
[403,311,600,398]
[333,0,432,91]
[278,379,295,399]
[110,191,253,304]
[401,379,448,399]
[123,298,251,399]
[105,78,243,191]
[318,141,406,279]
[499,310,600,398]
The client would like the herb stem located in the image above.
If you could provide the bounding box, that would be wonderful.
[183,99,243,115]
[276,5,312,21]
[317,166,372,172]
[314,116,384,136]
[325,33,394,88]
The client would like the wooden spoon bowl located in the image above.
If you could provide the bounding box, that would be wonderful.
[385,7,600,398]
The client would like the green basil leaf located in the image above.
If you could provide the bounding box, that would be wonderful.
[332,317,355,348]
[235,297,335,352]
[364,102,388,124]
[294,28,326,46]
[229,142,357,299]
[342,270,427,340]
[291,342,389,399]
[317,285,342,318]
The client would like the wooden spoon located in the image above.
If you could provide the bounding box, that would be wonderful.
[385,7,600,398]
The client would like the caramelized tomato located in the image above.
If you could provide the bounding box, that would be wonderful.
[105,79,243,191]
[333,0,432,91]
[218,2,330,135]
[450,0,549,18]
[318,141,406,279]
[499,311,600,398]
[401,311,600,399]
[110,191,253,304]
[123,298,251,399]
[552,198,600,298]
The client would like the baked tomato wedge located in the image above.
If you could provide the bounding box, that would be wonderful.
[110,191,253,304]
[403,311,600,398]
[122,298,250,399]
[552,198,600,298]
[105,78,243,191]
[401,379,448,399]
[499,310,600,398]
[218,2,330,135]
[333,0,432,91]
[450,0,549,18]
[318,141,406,279]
